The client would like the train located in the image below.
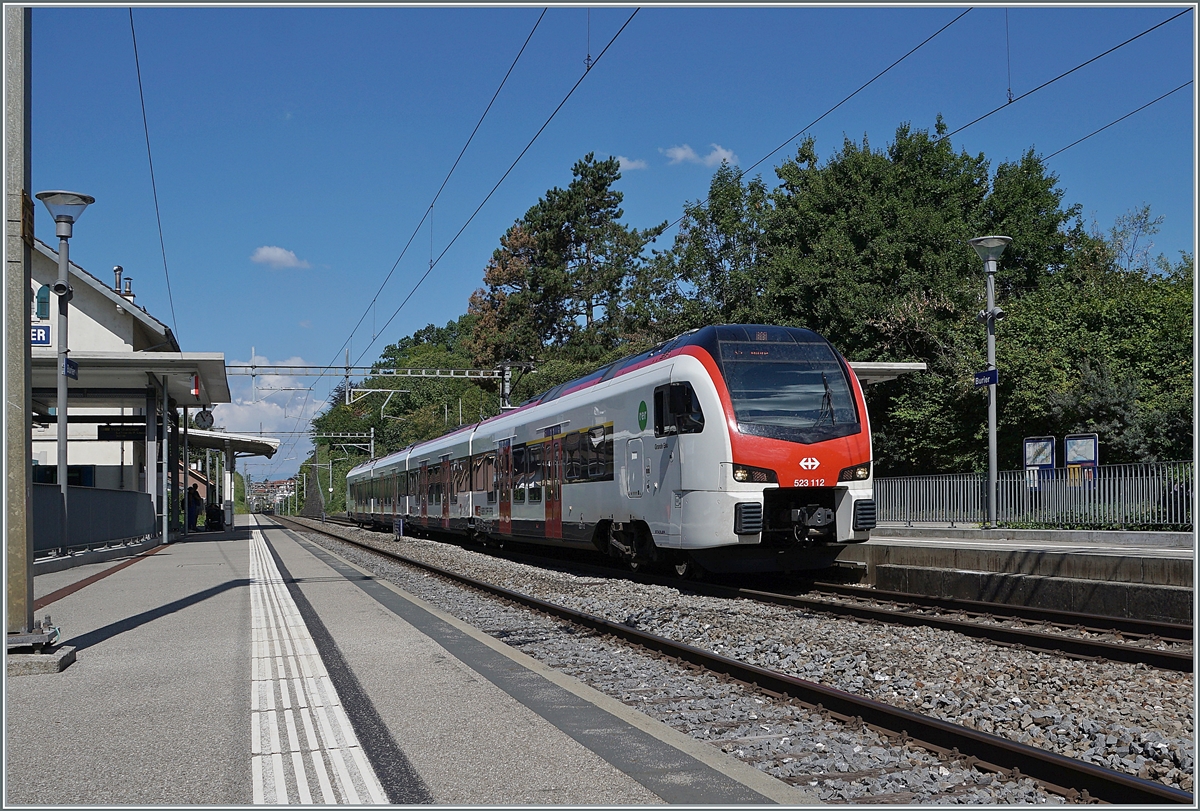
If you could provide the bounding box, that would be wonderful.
[346,324,876,575]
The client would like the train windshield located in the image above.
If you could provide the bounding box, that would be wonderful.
[717,336,860,444]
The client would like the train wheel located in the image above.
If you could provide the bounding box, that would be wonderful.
[672,555,703,580]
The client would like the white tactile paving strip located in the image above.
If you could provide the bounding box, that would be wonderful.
[250,528,387,804]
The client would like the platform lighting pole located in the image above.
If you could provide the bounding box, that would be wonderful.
[968,235,1012,528]
[35,191,94,553]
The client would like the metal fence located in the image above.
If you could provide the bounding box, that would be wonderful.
[32,484,157,556]
[876,461,1193,529]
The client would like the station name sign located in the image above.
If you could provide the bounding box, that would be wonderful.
[30,325,50,346]
[973,369,998,388]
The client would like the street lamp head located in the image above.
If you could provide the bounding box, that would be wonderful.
[968,235,1012,265]
[36,190,95,239]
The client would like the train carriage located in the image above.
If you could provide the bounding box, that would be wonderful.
[347,324,877,574]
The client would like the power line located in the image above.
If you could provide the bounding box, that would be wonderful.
[937,8,1192,142]
[358,8,641,366]
[327,8,547,375]
[662,7,972,235]
[128,9,179,340]
[263,9,549,481]
[1044,80,1193,161]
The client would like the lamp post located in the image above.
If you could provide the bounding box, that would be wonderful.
[969,235,1012,528]
[35,191,93,551]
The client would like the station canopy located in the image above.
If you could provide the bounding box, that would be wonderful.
[30,349,231,413]
[848,362,928,385]
[184,428,280,459]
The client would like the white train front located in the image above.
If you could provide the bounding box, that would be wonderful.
[347,324,876,574]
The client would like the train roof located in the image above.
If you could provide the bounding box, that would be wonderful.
[516,324,826,409]
[348,324,853,477]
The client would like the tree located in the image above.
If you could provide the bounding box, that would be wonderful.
[757,120,1085,473]
[635,162,771,340]
[468,154,665,365]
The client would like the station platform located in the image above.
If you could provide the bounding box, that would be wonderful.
[5,515,815,806]
[838,526,1194,623]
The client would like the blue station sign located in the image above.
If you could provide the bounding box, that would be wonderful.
[30,325,50,346]
[62,358,78,380]
[973,369,998,388]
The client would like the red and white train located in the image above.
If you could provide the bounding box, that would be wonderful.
[346,324,876,575]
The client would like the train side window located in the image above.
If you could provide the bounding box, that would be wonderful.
[563,431,583,482]
[456,457,471,498]
[483,452,497,503]
[512,445,526,503]
[527,444,543,502]
[654,382,705,437]
[472,455,484,492]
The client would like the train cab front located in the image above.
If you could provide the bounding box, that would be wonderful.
[685,324,877,574]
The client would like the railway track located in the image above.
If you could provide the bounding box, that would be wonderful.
[321,515,1191,673]
[274,514,1193,805]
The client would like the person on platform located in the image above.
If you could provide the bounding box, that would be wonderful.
[187,483,204,532]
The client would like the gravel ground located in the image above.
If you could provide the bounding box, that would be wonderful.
[286,519,1194,802]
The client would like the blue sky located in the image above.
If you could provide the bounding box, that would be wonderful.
[29,5,1195,479]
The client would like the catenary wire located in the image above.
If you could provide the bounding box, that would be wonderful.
[326,8,547,378]
[128,9,179,340]
[359,8,641,366]
[936,8,1191,142]
[262,10,549,479]
[1043,80,1192,160]
[661,7,972,236]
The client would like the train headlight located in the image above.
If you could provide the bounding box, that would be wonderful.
[733,464,777,483]
[838,463,872,482]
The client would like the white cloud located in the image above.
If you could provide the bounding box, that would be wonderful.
[617,155,648,171]
[251,245,311,269]
[299,320,312,329]
[663,144,700,164]
[661,143,739,167]
[212,353,323,477]
[702,143,738,166]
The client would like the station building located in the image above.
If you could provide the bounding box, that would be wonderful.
[27,238,277,553]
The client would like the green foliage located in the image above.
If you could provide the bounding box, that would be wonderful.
[468,153,666,365]
[233,471,246,514]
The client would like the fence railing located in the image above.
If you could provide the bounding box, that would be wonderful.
[876,461,1193,529]
[32,484,157,557]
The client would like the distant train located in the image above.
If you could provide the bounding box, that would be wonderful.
[346,324,876,575]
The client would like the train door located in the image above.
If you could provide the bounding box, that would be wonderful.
[651,384,684,547]
[545,435,562,538]
[441,454,451,528]
[419,460,428,522]
[625,438,644,498]
[498,439,512,536]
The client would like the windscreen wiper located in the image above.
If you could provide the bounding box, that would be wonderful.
[816,372,836,427]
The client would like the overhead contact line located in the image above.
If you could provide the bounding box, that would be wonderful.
[663,7,973,236]
[265,10,549,479]
[937,7,1193,142]
[330,9,549,370]
[1043,80,1193,160]
[357,7,642,367]
[129,9,180,340]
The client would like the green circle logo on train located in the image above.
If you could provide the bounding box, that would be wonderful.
[637,400,648,431]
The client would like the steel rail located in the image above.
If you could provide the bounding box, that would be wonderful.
[274,515,1192,805]
[701,583,1193,673]
[330,516,1192,671]
[809,580,1194,641]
